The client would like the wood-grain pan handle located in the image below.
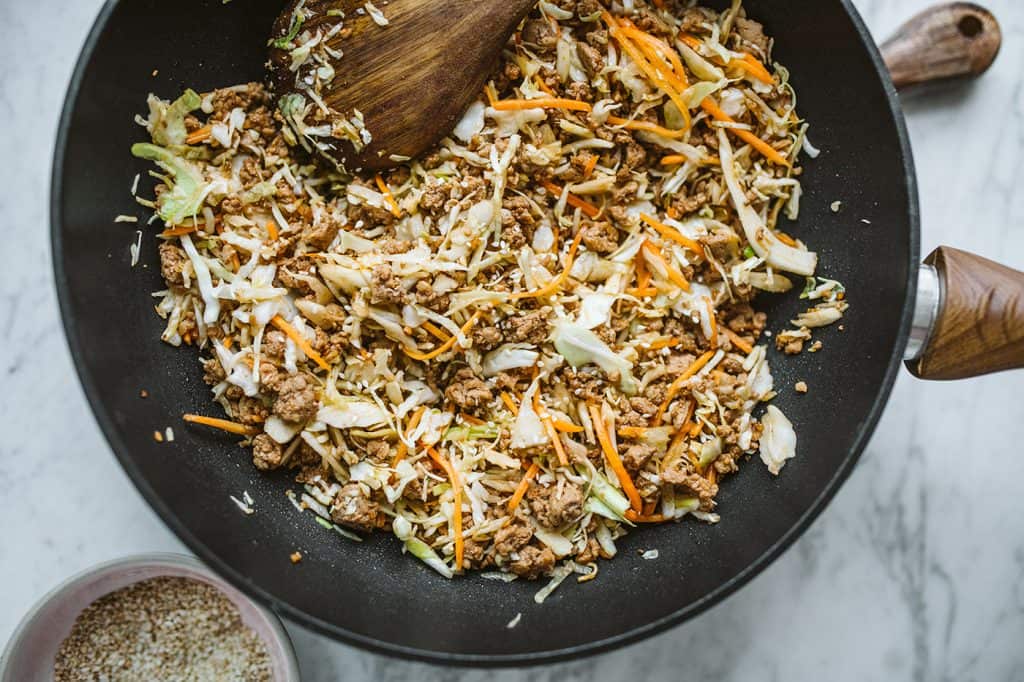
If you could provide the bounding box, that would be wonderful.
[880,3,1001,91]
[906,248,1024,380]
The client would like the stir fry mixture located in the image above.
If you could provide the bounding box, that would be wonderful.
[131,0,847,586]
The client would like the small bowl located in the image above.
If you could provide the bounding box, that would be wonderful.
[1,553,301,682]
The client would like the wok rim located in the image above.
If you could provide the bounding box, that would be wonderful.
[50,0,920,666]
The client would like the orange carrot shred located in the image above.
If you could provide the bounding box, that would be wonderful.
[159,224,198,238]
[500,391,519,416]
[640,214,704,257]
[588,403,643,512]
[535,76,555,96]
[270,315,330,371]
[534,391,569,467]
[392,406,427,467]
[508,461,540,513]
[403,312,481,361]
[427,446,464,571]
[641,240,691,291]
[724,328,754,355]
[374,174,402,218]
[543,181,600,218]
[265,220,279,241]
[421,321,452,343]
[185,125,212,145]
[490,97,592,113]
[183,414,258,436]
[582,154,598,179]
[510,229,585,300]
[605,115,688,140]
[551,419,585,434]
[700,98,791,167]
[625,511,670,523]
[654,350,716,423]
[775,231,798,247]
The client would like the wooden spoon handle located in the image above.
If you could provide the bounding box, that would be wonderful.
[907,247,1024,380]
[880,3,1001,91]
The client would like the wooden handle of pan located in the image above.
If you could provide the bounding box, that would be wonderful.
[908,247,1024,380]
[880,3,1001,90]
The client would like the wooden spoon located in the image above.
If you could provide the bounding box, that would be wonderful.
[268,0,537,172]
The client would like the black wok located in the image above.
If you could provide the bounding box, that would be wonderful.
[52,0,1023,665]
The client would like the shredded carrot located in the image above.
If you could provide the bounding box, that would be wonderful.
[542,181,600,218]
[660,154,720,167]
[735,53,775,85]
[635,254,651,290]
[551,419,585,434]
[508,461,540,513]
[647,336,681,351]
[222,336,234,350]
[724,328,754,355]
[617,426,650,438]
[490,97,593,112]
[374,174,402,218]
[510,229,585,300]
[642,499,657,516]
[421,321,452,343]
[641,240,691,291]
[689,420,704,437]
[582,154,598,179]
[626,287,659,298]
[460,412,485,426]
[270,315,330,371]
[183,414,258,436]
[535,391,569,467]
[403,312,481,361]
[625,511,670,523]
[640,214,704,257]
[618,22,689,92]
[391,405,427,466]
[704,298,718,348]
[500,391,519,416]
[603,13,691,132]
[159,224,198,238]
[775,231,798,247]
[265,220,279,241]
[588,403,642,512]
[535,76,555,96]
[654,350,716,423]
[679,33,703,51]
[700,98,791,167]
[427,447,464,571]
[707,466,718,485]
[185,125,212,145]
[605,115,688,140]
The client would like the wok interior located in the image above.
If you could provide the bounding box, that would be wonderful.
[55,0,913,661]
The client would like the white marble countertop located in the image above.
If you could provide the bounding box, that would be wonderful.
[3,0,1024,679]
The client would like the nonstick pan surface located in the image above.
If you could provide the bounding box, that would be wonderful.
[52,0,917,665]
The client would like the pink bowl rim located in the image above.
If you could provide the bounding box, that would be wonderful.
[1,552,301,681]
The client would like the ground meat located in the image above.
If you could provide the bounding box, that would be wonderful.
[564,81,592,102]
[472,324,503,351]
[245,106,277,142]
[414,279,450,313]
[734,17,770,56]
[671,191,709,217]
[419,181,449,215]
[209,82,266,119]
[522,19,558,53]
[564,368,607,401]
[251,434,283,471]
[236,396,269,425]
[621,139,647,175]
[263,331,287,359]
[681,6,714,33]
[462,538,492,569]
[507,309,550,344]
[494,519,533,556]
[580,220,619,254]
[528,479,584,529]
[577,41,604,77]
[380,239,412,254]
[444,368,493,409]
[202,357,226,385]
[662,457,719,507]
[275,255,317,292]
[159,243,188,286]
[623,443,656,472]
[509,545,556,579]
[369,264,407,305]
[299,217,340,250]
[364,439,391,463]
[330,483,381,532]
[272,374,318,423]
